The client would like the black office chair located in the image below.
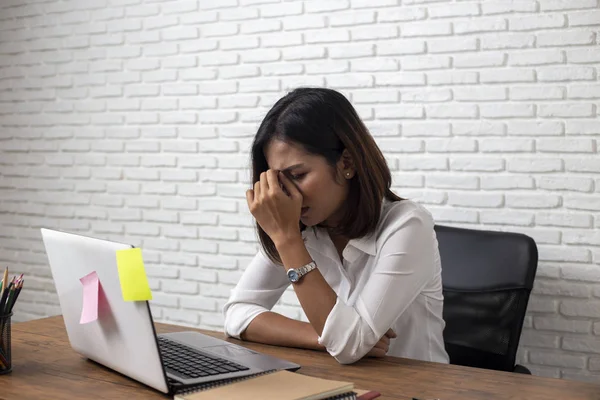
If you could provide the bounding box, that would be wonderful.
[435,224,538,374]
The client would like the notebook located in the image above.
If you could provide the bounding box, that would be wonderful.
[173,370,357,400]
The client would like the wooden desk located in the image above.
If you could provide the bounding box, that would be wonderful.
[3,316,599,399]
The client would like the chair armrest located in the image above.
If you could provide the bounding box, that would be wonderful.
[513,364,532,374]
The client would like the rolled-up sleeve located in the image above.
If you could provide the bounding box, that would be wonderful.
[318,210,435,364]
[223,250,290,339]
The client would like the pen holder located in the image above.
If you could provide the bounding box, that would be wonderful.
[0,313,12,374]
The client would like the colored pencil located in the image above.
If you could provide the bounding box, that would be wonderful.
[13,280,23,309]
[4,286,15,315]
[0,268,7,295]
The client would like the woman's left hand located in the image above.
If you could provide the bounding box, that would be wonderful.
[246,170,303,246]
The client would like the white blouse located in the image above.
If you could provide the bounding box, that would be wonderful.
[223,199,449,365]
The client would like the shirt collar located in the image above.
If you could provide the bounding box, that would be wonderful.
[346,197,390,256]
[347,231,377,256]
[302,226,376,261]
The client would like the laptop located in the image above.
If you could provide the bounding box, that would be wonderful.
[40,228,300,395]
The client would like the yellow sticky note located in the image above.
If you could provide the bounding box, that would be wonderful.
[116,248,152,301]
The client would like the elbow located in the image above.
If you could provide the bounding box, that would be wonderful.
[223,319,235,339]
[222,303,240,339]
[330,345,372,365]
[222,302,268,340]
[222,317,233,339]
[318,300,380,364]
[333,353,363,365]
[223,316,243,340]
[321,327,377,365]
[326,338,373,365]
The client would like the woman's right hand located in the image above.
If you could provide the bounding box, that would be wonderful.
[366,329,397,358]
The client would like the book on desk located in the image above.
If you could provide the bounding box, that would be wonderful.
[173,369,380,400]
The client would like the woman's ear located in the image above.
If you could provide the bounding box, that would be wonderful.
[337,149,355,179]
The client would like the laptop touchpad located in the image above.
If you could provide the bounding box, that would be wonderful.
[204,345,258,358]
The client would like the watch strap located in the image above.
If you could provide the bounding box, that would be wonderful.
[296,261,317,279]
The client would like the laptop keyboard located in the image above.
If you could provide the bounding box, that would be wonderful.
[157,337,250,380]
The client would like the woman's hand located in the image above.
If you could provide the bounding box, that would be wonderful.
[246,170,303,246]
[366,329,397,358]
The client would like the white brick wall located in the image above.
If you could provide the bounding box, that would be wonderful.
[1,0,599,382]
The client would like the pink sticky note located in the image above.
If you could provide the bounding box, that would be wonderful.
[80,271,99,324]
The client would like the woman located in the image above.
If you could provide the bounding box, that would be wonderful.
[223,88,448,365]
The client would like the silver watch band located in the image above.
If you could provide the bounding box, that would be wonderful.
[287,261,317,283]
[297,261,317,277]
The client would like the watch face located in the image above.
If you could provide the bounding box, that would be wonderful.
[287,269,299,283]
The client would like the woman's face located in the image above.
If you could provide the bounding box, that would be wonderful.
[264,139,352,228]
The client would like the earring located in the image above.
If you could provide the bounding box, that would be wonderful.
[346,172,351,178]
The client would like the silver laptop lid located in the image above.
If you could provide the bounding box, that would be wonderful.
[41,228,169,394]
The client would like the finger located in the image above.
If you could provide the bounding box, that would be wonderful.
[375,337,389,349]
[367,348,386,358]
[266,170,280,194]
[245,189,254,209]
[253,180,261,199]
[259,172,268,197]
[380,335,390,346]
[381,340,390,352]
[385,329,397,339]
[278,171,302,199]
[373,340,387,352]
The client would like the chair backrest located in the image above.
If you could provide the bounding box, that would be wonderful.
[434,224,538,372]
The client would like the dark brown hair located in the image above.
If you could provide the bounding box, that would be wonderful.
[250,87,402,264]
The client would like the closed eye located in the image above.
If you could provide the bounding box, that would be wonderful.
[291,173,306,180]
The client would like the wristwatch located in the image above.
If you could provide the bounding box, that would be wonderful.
[287,261,317,283]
